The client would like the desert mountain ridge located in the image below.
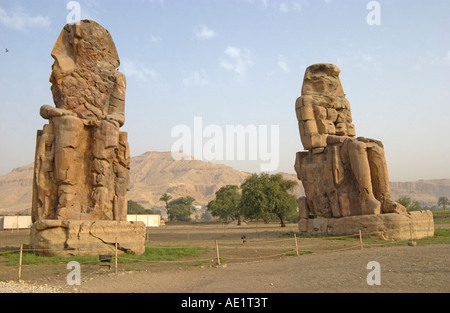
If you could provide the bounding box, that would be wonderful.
[0,151,449,214]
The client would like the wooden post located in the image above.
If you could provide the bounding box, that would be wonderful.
[215,240,221,265]
[294,234,299,256]
[359,230,363,249]
[408,223,417,246]
[18,243,23,281]
[115,237,118,275]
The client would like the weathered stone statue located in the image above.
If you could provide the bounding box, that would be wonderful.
[294,64,434,240]
[31,20,145,256]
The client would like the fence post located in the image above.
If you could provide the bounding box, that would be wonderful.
[215,240,221,265]
[359,230,363,249]
[294,234,299,256]
[18,243,23,281]
[408,223,417,246]
[115,237,118,275]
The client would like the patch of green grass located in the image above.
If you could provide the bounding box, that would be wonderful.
[118,245,209,263]
[432,210,450,224]
[1,245,210,266]
[3,251,99,266]
[415,229,450,244]
[432,210,450,216]
[285,250,314,256]
[434,218,450,224]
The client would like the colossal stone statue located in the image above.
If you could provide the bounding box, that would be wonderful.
[294,64,434,240]
[31,20,144,256]
[32,20,129,223]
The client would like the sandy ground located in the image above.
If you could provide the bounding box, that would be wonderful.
[0,223,449,293]
[64,244,450,293]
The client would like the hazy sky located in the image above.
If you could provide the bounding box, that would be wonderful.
[0,0,449,181]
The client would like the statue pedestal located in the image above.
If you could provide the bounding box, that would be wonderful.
[30,220,146,257]
[299,210,434,241]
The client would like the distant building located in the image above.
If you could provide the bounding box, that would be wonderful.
[126,214,162,227]
[0,215,162,229]
[0,216,32,230]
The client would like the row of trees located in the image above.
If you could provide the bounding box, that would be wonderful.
[131,189,450,225]
[207,173,298,227]
[396,196,450,211]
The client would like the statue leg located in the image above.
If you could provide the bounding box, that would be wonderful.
[91,120,119,220]
[52,115,85,220]
[367,143,407,214]
[346,140,381,215]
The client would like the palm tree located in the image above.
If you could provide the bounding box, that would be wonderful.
[159,193,172,216]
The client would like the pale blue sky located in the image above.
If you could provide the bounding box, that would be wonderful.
[0,0,449,181]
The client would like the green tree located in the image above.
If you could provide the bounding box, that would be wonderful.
[207,185,242,225]
[167,197,195,222]
[240,173,298,227]
[128,200,161,215]
[396,197,421,212]
[127,200,147,214]
[159,193,172,216]
[201,210,213,222]
[438,196,450,210]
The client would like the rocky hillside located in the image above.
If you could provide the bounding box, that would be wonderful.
[0,151,303,214]
[0,151,447,214]
[389,179,450,206]
[0,163,34,214]
[128,151,250,208]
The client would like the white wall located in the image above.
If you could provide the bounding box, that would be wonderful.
[0,216,32,230]
[0,215,161,229]
[127,214,161,227]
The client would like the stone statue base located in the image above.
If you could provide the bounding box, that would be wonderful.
[30,220,146,257]
[298,210,434,241]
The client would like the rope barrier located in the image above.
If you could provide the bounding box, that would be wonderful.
[0,228,422,282]
[117,255,214,265]
[221,250,297,261]
[217,237,294,246]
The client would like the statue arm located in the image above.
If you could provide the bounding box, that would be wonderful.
[106,71,126,127]
[40,105,77,120]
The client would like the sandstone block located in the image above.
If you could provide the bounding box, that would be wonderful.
[313,106,327,120]
[327,108,338,122]
[298,105,315,121]
[335,122,347,135]
[298,211,434,241]
[300,133,325,151]
[30,220,146,257]
[346,123,356,137]
[298,197,309,219]
[317,119,336,134]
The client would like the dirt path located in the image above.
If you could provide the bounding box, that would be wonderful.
[57,244,449,293]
